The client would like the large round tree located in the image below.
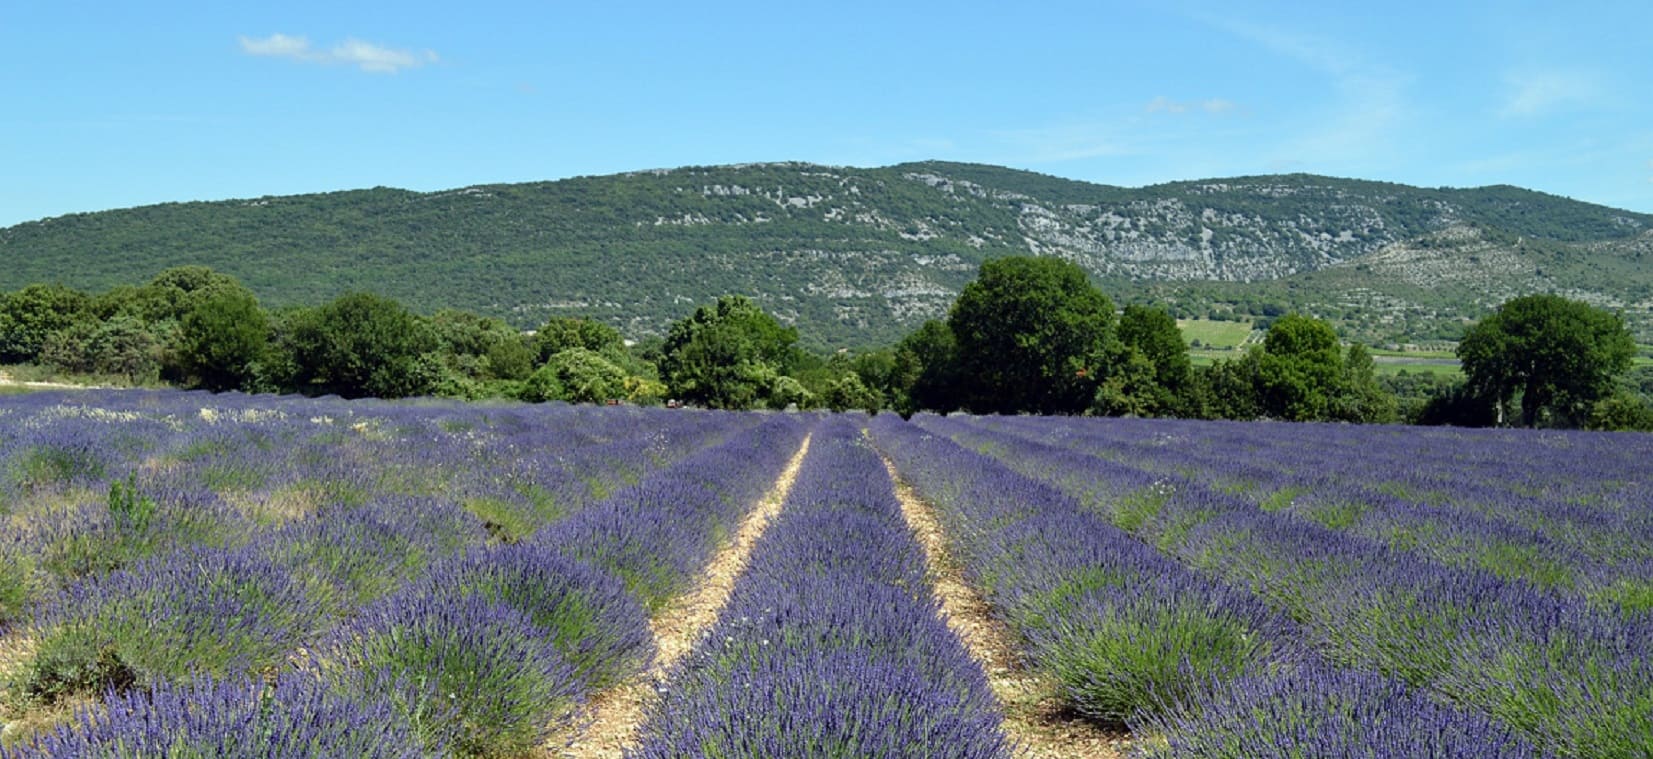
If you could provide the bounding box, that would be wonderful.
[948,256,1113,415]
[659,295,798,410]
[1458,294,1635,427]
[177,289,270,392]
[278,293,438,399]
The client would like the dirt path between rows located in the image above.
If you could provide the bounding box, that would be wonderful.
[881,455,1134,759]
[0,370,96,391]
[555,433,813,758]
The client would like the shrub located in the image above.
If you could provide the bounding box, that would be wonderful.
[417,543,652,690]
[17,546,322,705]
[312,593,582,758]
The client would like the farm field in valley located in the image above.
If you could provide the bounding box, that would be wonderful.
[0,390,1648,758]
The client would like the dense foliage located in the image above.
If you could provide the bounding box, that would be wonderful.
[949,256,1114,414]
[657,295,802,410]
[1459,293,1637,427]
[5,162,1651,349]
[1,260,1646,428]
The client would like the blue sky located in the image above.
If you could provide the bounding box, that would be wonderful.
[3,1,1650,227]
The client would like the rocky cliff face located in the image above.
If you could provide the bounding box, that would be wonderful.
[4,160,1650,347]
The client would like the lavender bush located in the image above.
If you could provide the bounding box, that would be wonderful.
[16,545,322,705]
[0,671,433,758]
[415,541,653,690]
[311,592,582,759]
[1136,664,1550,759]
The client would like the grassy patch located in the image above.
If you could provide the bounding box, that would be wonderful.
[1177,319,1255,349]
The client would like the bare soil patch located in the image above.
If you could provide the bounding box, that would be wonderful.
[882,455,1134,759]
[555,433,813,758]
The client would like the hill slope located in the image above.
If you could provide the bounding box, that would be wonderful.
[4,161,1650,348]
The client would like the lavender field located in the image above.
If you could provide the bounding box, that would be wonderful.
[0,390,1649,758]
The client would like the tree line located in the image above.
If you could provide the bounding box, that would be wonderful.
[1,259,1647,430]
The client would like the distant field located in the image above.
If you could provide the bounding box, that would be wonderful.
[1178,319,1255,350]
[1368,347,1456,360]
[1371,359,1461,377]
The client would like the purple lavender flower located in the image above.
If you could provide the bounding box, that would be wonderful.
[0,671,434,758]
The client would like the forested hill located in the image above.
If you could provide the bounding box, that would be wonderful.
[5,161,1651,349]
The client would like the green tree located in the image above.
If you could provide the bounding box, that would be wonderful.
[765,375,814,411]
[1255,314,1346,421]
[135,266,248,323]
[1091,348,1161,417]
[518,366,566,403]
[536,347,628,404]
[86,317,163,382]
[948,257,1114,415]
[822,373,883,414]
[431,310,533,382]
[891,319,960,416]
[1333,343,1398,423]
[0,283,93,363]
[1194,352,1263,420]
[1458,294,1636,427]
[177,289,270,391]
[659,296,798,409]
[531,317,626,364]
[1113,304,1192,415]
[276,293,438,399]
[1588,392,1653,431]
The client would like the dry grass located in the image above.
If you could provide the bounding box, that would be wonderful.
[224,484,326,526]
[0,632,73,750]
[882,455,1135,759]
[553,434,813,758]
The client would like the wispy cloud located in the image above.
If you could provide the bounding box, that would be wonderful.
[1197,14,1410,170]
[238,33,438,73]
[1145,96,1239,115]
[1499,69,1604,117]
[990,121,1135,164]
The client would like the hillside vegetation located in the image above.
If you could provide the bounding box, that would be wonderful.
[4,161,1650,349]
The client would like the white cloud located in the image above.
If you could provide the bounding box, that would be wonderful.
[238,33,437,73]
[239,32,309,58]
[1146,96,1188,114]
[1500,70,1604,117]
[1145,96,1240,115]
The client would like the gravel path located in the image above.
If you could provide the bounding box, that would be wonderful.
[882,454,1135,759]
[556,433,813,758]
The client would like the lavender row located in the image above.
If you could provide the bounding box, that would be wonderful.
[9,496,490,710]
[631,418,1008,758]
[922,415,1643,758]
[874,416,1546,757]
[974,414,1653,610]
[2,396,789,756]
[980,413,1644,521]
[283,413,807,756]
[1,390,747,626]
[987,413,1649,511]
[866,417,1299,724]
[983,413,1650,525]
[532,413,809,611]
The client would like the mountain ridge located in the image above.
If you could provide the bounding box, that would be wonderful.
[5,161,1650,349]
